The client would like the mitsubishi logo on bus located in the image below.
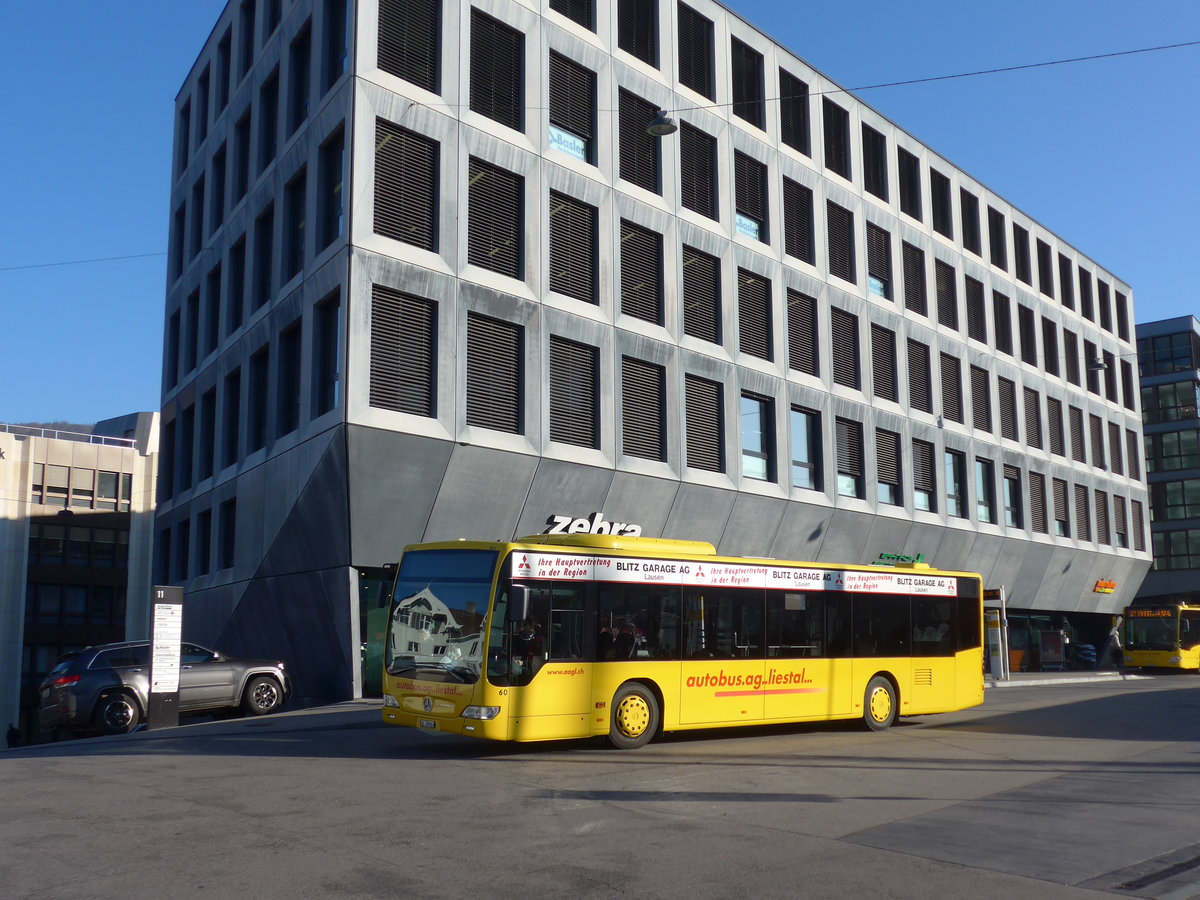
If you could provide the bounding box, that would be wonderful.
[544,512,642,537]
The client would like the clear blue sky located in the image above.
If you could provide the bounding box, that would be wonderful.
[1,0,1197,425]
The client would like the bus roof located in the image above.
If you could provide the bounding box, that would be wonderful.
[515,533,717,555]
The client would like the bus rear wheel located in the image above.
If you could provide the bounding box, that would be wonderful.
[609,682,660,750]
[862,676,897,732]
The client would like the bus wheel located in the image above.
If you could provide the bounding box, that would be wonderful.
[609,682,659,750]
[862,676,897,732]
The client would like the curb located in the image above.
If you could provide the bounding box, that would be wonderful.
[985,673,1150,688]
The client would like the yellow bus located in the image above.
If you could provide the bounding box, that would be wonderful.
[1123,604,1200,670]
[381,533,985,749]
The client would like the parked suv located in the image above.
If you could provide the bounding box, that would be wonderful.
[38,641,291,736]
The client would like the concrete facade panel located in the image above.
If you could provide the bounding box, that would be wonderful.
[663,483,738,547]
[602,473,682,538]
[717,492,788,558]
[770,500,834,561]
[256,431,350,578]
[214,567,355,703]
[347,427,453,564]
[424,445,540,543]
[861,515,916,565]
[515,459,615,537]
[819,508,880,564]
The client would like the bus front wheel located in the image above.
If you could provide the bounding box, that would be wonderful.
[609,682,660,750]
[862,676,897,732]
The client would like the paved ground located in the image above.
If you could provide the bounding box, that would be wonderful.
[4,672,1200,899]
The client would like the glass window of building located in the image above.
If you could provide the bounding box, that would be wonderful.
[548,191,599,304]
[835,417,864,498]
[686,375,724,472]
[912,439,935,511]
[740,393,774,481]
[737,268,771,360]
[778,69,809,155]
[548,336,599,449]
[945,450,965,518]
[876,428,901,505]
[470,9,524,131]
[679,123,718,220]
[378,0,440,91]
[619,220,663,324]
[618,0,658,66]
[548,52,596,163]
[730,37,764,128]
[466,312,522,434]
[790,406,820,490]
[622,357,666,461]
[787,288,818,377]
[975,458,995,523]
[376,120,438,251]
[782,177,814,264]
[677,3,714,99]
[1003,465,1022,528]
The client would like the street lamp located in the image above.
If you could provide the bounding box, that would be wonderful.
[646,110,678,137]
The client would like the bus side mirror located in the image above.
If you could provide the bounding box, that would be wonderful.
[508,585,530,624]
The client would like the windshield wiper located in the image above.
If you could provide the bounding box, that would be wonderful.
[387,659,478,682]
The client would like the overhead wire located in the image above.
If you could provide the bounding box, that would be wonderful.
[668,38,1200,116]
[2,37,1196,274]
[0,252,167,273]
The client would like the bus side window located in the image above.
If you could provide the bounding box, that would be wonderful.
[765,592,822,658]
[912,597,955,657]
[682,588,765,659]
[1182,613,1200,649]
[598,585,682,661]
[824,595,852,657]
[852,594,910,657]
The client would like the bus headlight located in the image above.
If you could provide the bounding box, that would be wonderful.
[461,706,501,720]
[383,694,400,708]
[1169,656,1182,664]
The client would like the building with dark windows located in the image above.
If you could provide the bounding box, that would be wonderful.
[160,0,1150,702]
[0,415,158,742]
[1135,316,1200,604]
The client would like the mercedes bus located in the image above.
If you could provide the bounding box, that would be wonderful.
[381,533,984,748]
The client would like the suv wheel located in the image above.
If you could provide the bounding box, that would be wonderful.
[95,693,141,735]
[242,676,283,716]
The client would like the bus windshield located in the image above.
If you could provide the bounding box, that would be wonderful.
[1125,609,1178,651]
[385,549,498,684]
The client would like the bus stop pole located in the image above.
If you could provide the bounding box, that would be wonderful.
[1000,586,1010,681]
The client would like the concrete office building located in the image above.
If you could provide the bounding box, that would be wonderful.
[1135,316,1200,604]
[160,0,1150,701]
[0,415,158,740]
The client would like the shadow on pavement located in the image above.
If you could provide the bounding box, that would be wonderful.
[7,680,1200,764]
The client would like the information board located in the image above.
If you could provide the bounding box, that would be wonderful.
[148,585,184,730]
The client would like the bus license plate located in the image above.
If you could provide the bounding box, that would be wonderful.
[419,719,436,729]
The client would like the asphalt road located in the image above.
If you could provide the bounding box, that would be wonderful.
[4,675,1200,899]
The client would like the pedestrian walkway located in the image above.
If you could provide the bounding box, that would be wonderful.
[985,669,1149,688]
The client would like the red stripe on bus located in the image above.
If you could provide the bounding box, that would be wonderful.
[710,696,825,700]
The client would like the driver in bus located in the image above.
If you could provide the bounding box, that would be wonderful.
[513,618,544,676]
